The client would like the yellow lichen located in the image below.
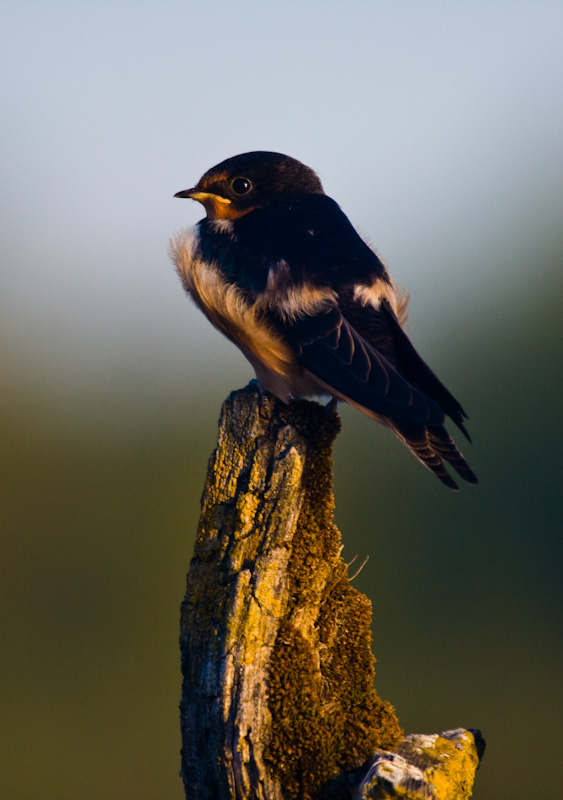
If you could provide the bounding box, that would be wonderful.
[266,399,402,799]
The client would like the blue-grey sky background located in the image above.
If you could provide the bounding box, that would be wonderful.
[2,3,563,799]
[2,1,562,421]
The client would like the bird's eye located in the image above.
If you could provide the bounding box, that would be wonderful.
[231,177,253,195]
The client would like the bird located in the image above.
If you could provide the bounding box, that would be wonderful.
[170,151,477,490]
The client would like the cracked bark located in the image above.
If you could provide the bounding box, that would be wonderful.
[179,383,484,799]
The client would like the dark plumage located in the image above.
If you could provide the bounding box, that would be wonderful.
[171,151,478,490]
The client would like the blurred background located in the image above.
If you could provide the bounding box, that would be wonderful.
[1,2,562,798]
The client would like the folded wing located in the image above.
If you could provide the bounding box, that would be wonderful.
[275,298,477,490]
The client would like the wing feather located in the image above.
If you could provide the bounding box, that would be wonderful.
[278,303,436,423]
[271,291,477,489]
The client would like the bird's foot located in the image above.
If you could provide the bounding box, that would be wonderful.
[251,379,272,411]
[325,397,339,414]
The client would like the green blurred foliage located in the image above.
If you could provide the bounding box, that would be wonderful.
[2,236,562,800]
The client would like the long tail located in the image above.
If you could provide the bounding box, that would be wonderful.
[307,372,478,490]
[391,421,478,491]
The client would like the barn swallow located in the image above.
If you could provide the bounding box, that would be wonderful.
[171,151,477,490]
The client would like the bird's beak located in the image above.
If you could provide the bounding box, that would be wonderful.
[174,187,197,199]
[174,188,231,206]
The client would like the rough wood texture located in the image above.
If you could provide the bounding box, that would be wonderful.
[179,382,484,799]
[323,728,485,799]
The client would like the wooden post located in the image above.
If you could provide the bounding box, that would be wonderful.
[179,383,484,799]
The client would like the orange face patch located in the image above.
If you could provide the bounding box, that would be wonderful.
[187,190,254,220]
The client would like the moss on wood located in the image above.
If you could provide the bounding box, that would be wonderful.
[179,383,483,800]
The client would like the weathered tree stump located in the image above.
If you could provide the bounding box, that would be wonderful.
[179,383,484,799]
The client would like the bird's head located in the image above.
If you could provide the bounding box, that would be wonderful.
[174,151,324,219]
